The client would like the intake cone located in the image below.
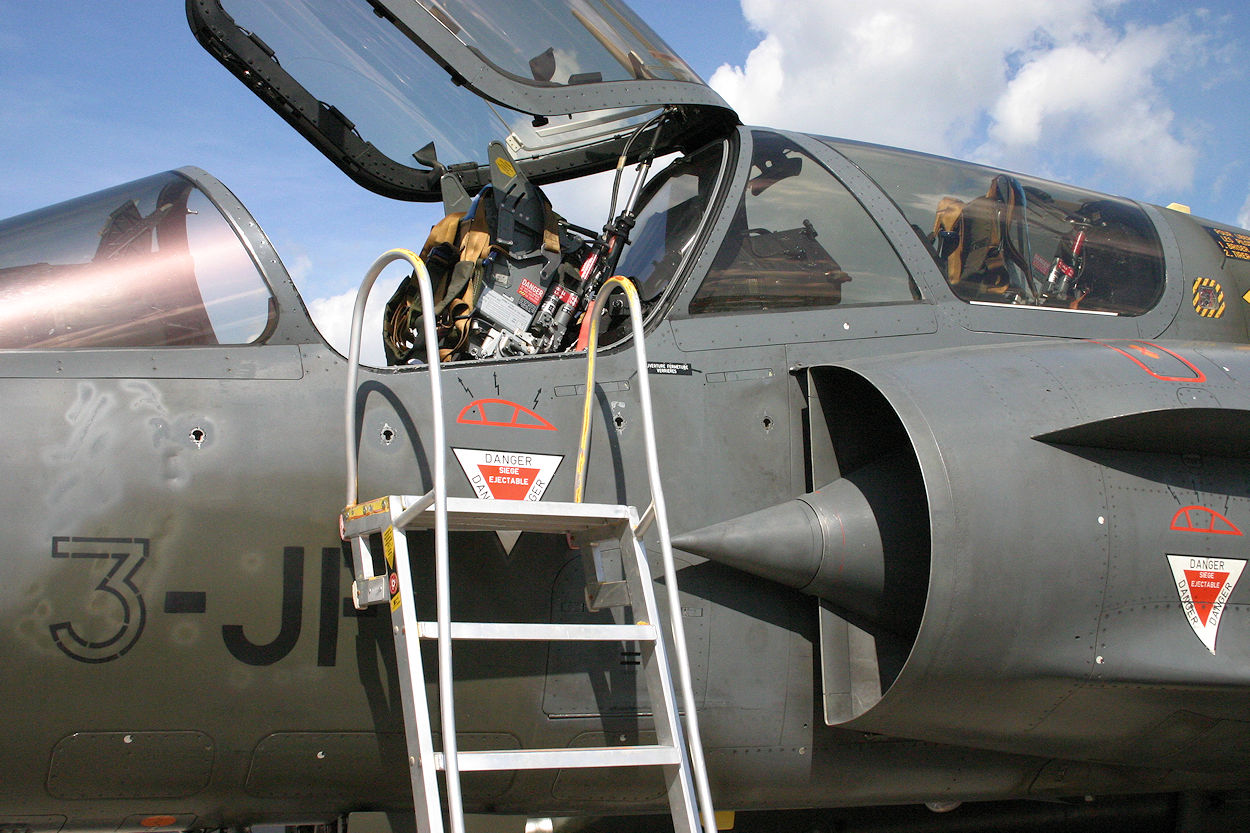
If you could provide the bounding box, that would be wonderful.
[672,454,928,637]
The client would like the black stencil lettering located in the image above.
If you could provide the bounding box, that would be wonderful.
[50,537,149,663]
[164,590,207,614]
[222,546,303,665]
[317,546,343,667]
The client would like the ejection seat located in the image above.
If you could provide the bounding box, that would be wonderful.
[932,175,1034,303]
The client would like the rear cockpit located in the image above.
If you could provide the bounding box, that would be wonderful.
[829,140,1168,316]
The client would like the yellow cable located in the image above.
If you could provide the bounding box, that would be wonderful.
[573,277,639,502]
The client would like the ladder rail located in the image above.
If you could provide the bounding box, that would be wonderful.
[342,250,464,833]
[343,262,713,833]
[380,519,444,833]
[572,276,717,833]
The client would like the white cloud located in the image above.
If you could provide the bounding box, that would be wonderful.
[980,23,1197,192]
[712,0,1094,149]
[285,252,314,285]
[543,166,620,231]
[1239,191,1250,230]
[306,271,406,367]
[709,0,1204,198]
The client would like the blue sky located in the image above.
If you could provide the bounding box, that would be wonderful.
[2,0,1248,356]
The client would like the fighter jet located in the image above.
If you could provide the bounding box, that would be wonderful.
[4,1,1250,832]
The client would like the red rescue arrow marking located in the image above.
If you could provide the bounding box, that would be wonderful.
[456,398,556,431]
[1169,505,1242,536]
[1090,340,1207,383]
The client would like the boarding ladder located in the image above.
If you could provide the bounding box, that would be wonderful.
[338,251,716,833]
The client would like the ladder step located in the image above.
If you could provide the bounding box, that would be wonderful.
[438,745,682,772]
[585,579,631,611]
[436,497,634,532]
[416,622,656,641]
[342,496,636,539]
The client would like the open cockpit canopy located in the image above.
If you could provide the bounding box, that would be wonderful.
[187,0,738,200]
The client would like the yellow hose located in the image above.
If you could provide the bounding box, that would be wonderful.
[573,276,638,502]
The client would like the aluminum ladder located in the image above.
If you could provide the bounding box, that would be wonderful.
[339,253,716,833]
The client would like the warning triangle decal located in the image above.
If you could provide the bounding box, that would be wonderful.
[453,448,562,501]
[1167,554,1245,654]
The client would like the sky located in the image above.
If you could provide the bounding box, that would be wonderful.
[2,0,1248,360]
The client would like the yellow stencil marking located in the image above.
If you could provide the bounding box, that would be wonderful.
[383,526,396,569]
[383,526,401,610]
[344,496,390,522]
[494,156,517,179]
[1192,277,1225,319]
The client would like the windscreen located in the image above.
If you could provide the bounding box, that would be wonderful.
[0,172,274,349]
[615,141,727,304]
